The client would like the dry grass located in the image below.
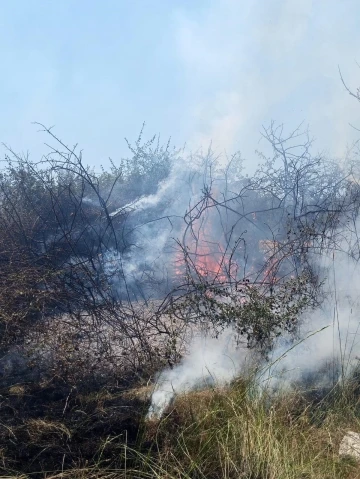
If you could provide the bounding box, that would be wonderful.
[1,374,360,477]
[133,380,360,479]
[0,378,147,478]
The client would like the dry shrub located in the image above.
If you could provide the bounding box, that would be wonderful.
[0,300,195,391]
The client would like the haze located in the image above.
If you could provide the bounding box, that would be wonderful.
[0,0,359,168]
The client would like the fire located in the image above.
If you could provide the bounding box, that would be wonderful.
[192,240,227,280]
[173,238,228,282]
[173,199,284,286]
[173,212,232,282]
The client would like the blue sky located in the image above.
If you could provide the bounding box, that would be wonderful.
[1,0,359,170]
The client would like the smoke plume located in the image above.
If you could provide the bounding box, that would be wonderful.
[259,248,360,392]
[147,328,249,419]
[146,232,360,419]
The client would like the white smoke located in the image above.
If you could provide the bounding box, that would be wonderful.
[103,141,360,406]
[109,173,179,218]
[147,328,249,419]
[108,154,223,295]
[259,249,360,392]
[147,241,360,419]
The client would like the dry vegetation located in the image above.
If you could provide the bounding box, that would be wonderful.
[2,79,360,476]
[2,374,360,478]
